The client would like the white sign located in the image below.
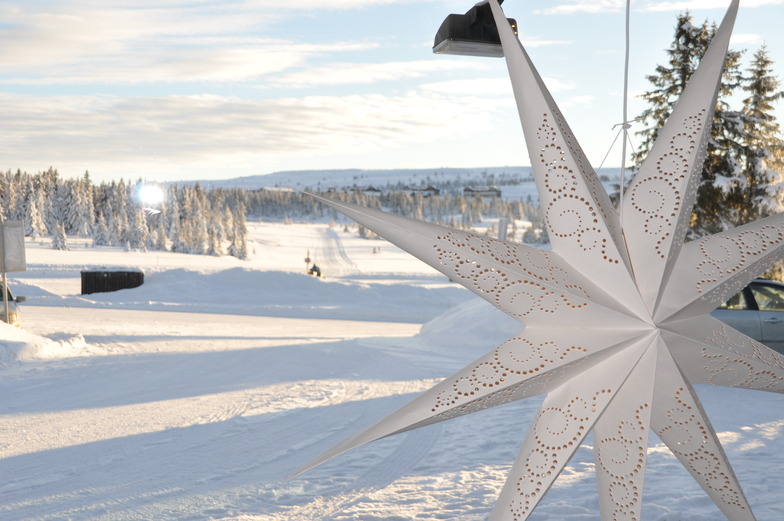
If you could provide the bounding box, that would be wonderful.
[0,221,27,273]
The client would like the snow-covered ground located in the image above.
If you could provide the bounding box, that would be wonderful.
[2,221,784,521]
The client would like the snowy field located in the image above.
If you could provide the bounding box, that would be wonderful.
[2,220,784,521]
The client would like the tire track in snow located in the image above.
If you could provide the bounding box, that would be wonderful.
[311,228,359,277]
[272,424,443,521]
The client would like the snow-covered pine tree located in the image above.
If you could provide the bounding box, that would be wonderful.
[29,183,47,239]
[692,44,746,235]
[0,172,7,220]
[92,212,111,246]
[16,177,34,235]
[128,208,149,251]
[61,180,85,236]
[230,202,248,260]
[51,222,68,250]
[166,187,185,252]
[153,211,168,251]
[47,181,69,237]
[75,172,95,237]
[224,206,236,257]
[191,185,210,255]
[735,45,784,222]
[738,45,784,280]
[633,12,712,167]
[3,170,22,222]
[116,180,135,247]
[207,225,221,256]
[632,12,751,236]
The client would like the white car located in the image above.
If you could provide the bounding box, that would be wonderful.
[711,279,784,354]
[1,286,26,327]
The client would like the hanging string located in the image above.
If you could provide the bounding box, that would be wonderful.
[597,125,625,172]
[619,0,632,223]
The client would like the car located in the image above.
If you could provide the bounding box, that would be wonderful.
[711,278,784,354]
[1,285,26,327]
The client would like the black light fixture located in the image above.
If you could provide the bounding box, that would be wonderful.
[432,0,518,58]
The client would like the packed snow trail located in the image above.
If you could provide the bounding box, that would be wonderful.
[318,228,360,276]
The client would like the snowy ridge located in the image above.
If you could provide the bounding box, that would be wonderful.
[190,166,623,201]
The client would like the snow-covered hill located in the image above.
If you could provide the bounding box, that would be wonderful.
[192,166,623,202]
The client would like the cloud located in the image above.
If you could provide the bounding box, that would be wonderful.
[421,78,512,96]
[534,0,625,15]
[520,37,572,48]
[561,94,596,107]
[536,0,784,15]
[273,60,482,88]
[419,74,574,98]
[0,90,505,179]
[640,0,784,11]
[731,33,764,46]
[0,1,390,85]
[0,40,372,85]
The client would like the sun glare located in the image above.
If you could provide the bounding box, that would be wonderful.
[135,184,165,206]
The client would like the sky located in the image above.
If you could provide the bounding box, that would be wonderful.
[1,0,783,183]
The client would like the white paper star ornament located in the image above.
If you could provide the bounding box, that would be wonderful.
[297,1,784,520]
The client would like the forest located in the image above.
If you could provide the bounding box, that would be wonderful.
[0,167,548,259]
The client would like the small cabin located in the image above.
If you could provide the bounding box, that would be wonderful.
[411,185,441,197]
[352,186,382,196]
[464,186,502,198]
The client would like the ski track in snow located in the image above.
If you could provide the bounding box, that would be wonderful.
[1,222,784,521]
[320,228,359,276]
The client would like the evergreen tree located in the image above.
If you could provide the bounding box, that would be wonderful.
[51,222,68,250]
[207,226,221,256]
[691,44,746,235]
[128,208,149,251]
[631,12,764,236]
[75,173,95,237]
[29,187,47,239]
[633,13,713,167]
[739,45,784,280]
[92,212,111,247]
[224,206,236,256]
[735,45,784,222]
[230,202,249,260]
[152,211,168,251]
[18,177,34,236]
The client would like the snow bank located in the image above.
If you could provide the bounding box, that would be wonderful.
[60,267,472,323]
[0,322,93,364]
[415,297,521,354]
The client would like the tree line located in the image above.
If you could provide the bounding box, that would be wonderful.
[0,168,549,259]
[0,168,250,259]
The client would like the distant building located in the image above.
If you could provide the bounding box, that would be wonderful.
[352,186,382,196]
[410,185,441,197]
[463,186,501,198]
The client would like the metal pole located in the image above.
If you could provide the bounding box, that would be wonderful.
[0,217,6,324]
